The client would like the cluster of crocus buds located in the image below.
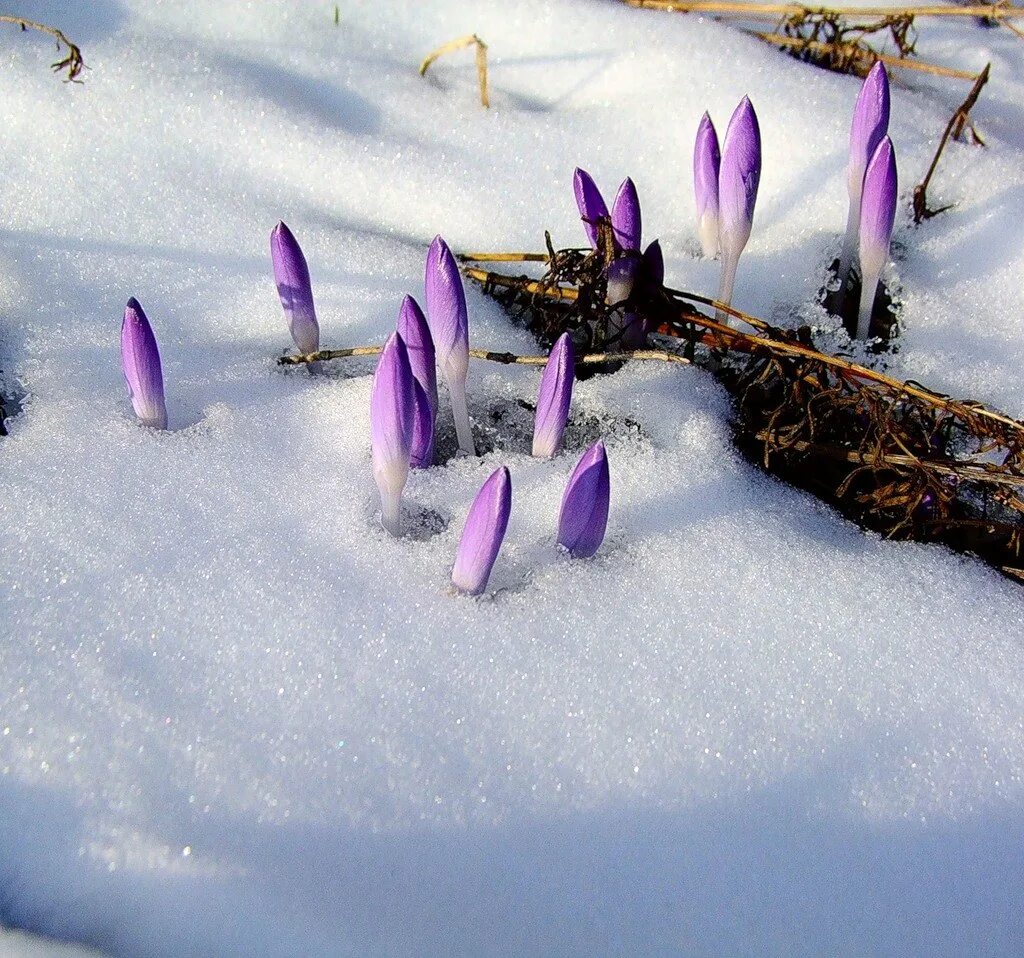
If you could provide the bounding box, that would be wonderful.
[838,63,897,340]
[572,168,665,349]
[693,97,762,323]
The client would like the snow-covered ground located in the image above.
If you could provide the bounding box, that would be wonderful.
[1,1,1023,955]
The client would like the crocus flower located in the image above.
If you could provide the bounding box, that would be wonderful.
[532,332,575,458]
[451,466,512,596]
[573,167,609,250]
[121,298,168,429]
[855,136,897,340]
[642,239,665,288]
[611,177,641,252]
[717,96,761,322]
[271,221,320,355]
[838,62,890,288]
[424,235,475,456]
[397,294,437,415]
[410,378,435,469]
[605,257,646,348]
[370,332,416,536]
[693,112,721,258]
[558,441,610,559]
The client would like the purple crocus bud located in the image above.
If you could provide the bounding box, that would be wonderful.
[606,257,646,348]
[532,333,575,458]
[451,466,512,596]
[121,298,168,430]
[397,294,437,415]
[694,112,721,258]
[855,136,897,340]
[370,332,416,536]
[642,239,664,288]
[557,441,610,559]
[409,379,435,469]
[425,235,475,456]
[611,177,641,252]
[839,62,890,287]
[573,167,609,249]
[717,96,761,321]
[271,221,320,355]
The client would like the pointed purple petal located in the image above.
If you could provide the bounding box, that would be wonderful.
[397,294,437,415]
[409,378,436,470]
[532,333,575,458]
[858,136,897,276]
[718,96,761,261]
[271,221,320,355]
[452,466,512,596]
[371,332,416,500]
[573,167,609,249]
[121,298,167,429]
[642,239,664,287]
[694,112,722,257]
[848,62,891,199]
[558,441,610,559]
[611,177,642,252]
[424,235,469,385]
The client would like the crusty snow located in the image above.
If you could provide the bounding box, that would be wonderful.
[1,1,1023,955]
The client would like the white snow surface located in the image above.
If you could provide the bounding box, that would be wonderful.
[1,1,1023,955]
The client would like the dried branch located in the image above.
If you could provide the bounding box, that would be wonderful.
[419,33,490,108]
[0,14,84,82]
[619,1,1024,20]
[912,63,990,222]
[278,345,690,368]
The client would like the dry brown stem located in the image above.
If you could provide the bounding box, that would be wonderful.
[419,33,490,108]
[278,345,690,368]
[0,14,84,81]
[620,1,1024,19]
[912,63,990,222]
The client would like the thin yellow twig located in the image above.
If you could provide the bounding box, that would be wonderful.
[620,1,1024,19]
[419,33,490,108]
[0,14,85,81]
[278,345,690,368]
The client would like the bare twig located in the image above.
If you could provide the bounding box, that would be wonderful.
[619,1,1024,20]
[278,345,690,368]
[419,33,490,108]
[0,14,84,82]
[912,63,990,223]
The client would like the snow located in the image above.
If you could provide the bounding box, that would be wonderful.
[1,0,1023,955]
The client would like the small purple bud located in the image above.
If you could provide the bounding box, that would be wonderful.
[370,332,416,536]
[425,235,475,455]
[840,62,891,284]
[855,136,897,340]
[409,378,435,470]
[642,239,665,287]
[611,177,642,252]
[694,111,721,258]
[717,96,761,318]
[397,294,437,416]
[121,298,168,430]
[558,441,610,559]
[271,221,320,355]
[573,167,609,249]
[532,333,575,458]
[451,466,512,596]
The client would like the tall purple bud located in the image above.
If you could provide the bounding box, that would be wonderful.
[451,466,512,596]
[573,167,609,250]
[397,294,437,416]
[694,112,722,258]
[370,332,416,536]
[855,136,897,341]
[839,62,890,288]
[717,96,761,323]
[557,441,610,559]
[271,221,320,355]
[611,177,642,252]
[121,298,168,430]
[642,239,665,288]
[606,257,646,348]
[532,333,575,458]
[409,379,435,469]
[425,235,475,456]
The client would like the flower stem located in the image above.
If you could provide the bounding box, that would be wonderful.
[856,267,880,340]
[380,491,403,537]
[837,199,860,293]
[449,378,476,456]
[715,253,739,324]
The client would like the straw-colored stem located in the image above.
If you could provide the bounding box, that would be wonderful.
[620,1,1024,20]
[419,33,489,108]
[0,15,85,81]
